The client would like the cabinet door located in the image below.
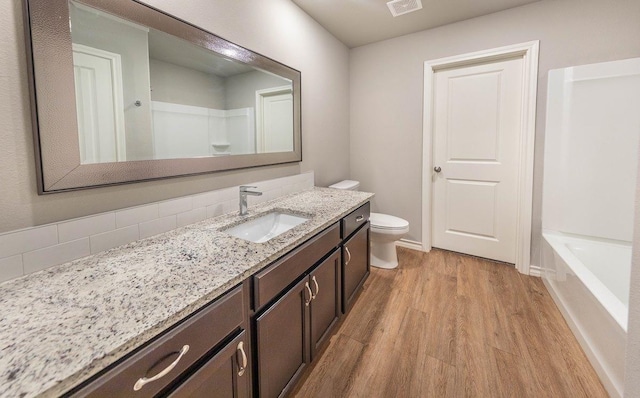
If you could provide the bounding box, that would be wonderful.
[256,278,311,398]
[342,224,370,313]
[73,285,245,398]
[167,331,249,398]
[309,248,341,360]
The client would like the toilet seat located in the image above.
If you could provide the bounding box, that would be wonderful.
[370,212,409,230]
[328,180,410,269]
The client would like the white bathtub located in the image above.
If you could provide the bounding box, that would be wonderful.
[541,231,631,398]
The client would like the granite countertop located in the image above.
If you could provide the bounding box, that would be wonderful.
[0,187,373,397]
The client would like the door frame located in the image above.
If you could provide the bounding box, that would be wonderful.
[72,43,127,162]
[421,41,539,275]
[255,85,293,153]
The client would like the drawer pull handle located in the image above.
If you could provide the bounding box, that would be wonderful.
[356,215,364,222]
[345,246,352,265]
[133,345,189,391]
[311,276,319,299]
[237,341,247,377]
[304,282,313,306]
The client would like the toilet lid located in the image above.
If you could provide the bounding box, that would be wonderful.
[329,180,359,190]
[370,212,409,230]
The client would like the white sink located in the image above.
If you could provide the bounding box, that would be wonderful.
[223,211,309,243]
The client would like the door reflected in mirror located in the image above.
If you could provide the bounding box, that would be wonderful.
[69,1,294,164]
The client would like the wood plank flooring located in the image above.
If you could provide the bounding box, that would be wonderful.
[292,248,608,398]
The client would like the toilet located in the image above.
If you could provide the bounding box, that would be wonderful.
[329,180,409,269]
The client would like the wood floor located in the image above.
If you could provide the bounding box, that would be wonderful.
[292,248,608,398]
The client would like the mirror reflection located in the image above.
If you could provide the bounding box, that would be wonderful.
[69,1,294,164]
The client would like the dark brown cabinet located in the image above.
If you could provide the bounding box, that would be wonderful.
[255,248,341,398]
[168,331,249,398]
[309,248,341,360]
[71,284,250,398]
[255,278,310,398]
[253,204,371,398]
[341,202,370,238]
[342,222,370,313]
[252,223,340,311]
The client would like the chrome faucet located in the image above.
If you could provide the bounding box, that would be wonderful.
[239,186,262,216]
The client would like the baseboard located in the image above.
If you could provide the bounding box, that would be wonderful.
[528,265,542,277]
[395,239,425,252]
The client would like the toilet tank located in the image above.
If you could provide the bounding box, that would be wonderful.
[329,180,360,191]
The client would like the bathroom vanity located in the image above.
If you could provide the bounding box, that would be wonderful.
[15,0,371,394]
[0,188,372,397]
[253,203,370,397]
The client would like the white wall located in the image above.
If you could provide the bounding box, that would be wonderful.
[225,71,291,110]
[149,58,226,110]
[542,59,640,243]
[349,0,640,262]
[0,0,350,234]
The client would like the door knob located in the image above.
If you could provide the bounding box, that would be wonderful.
[434,166,442,173]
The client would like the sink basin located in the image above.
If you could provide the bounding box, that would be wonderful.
[223,212,309,243]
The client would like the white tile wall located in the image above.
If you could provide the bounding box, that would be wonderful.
[192,187,236,209]
[23,238,91,274]
[206,199,237,218]
[206,202,227,219]
[139,216,177,239]
[0,172,314,283]
[0,256,23,283]
[58,213,116,243]
[90,226,140,254]
[158,197,193,217]
[115,204,159,229]
[176,208,207,228]
[224,200,237,213]
[0,225,58,258]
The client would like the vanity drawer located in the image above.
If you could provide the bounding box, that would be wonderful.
[253,222,340,310]
[342,202,370,239]
[74,285,245,398]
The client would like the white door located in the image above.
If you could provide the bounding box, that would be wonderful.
[431,57,523,263]
[73,44,126,164]
[256,87,293,153]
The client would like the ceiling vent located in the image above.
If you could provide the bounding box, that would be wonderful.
[386,0,423,17]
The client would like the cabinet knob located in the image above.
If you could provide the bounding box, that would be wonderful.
[133,345,189,391]
[237,341,247,377]
[344,246,352,265]
[434,166,442,173]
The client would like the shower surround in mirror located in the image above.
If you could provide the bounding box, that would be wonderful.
[70,1,293,163]
[151,102,254,158]
[541,57,640,398]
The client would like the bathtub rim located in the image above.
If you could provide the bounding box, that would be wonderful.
[542,230,629,332]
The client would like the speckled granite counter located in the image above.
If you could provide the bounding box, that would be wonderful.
[0,187,373,397]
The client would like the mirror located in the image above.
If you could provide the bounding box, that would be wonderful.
[24,0,301,193]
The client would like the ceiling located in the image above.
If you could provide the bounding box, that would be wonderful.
[291,0,541,48]
[148,29,255,77]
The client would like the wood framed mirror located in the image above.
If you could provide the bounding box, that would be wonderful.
[23,0,302,194]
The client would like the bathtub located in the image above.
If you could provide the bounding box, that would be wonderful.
[541,231,631,398]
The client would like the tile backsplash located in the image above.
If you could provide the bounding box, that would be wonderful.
[0,172,314,283]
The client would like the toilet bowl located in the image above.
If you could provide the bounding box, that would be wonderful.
[328,180,409,269]
[369,212,409,269]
